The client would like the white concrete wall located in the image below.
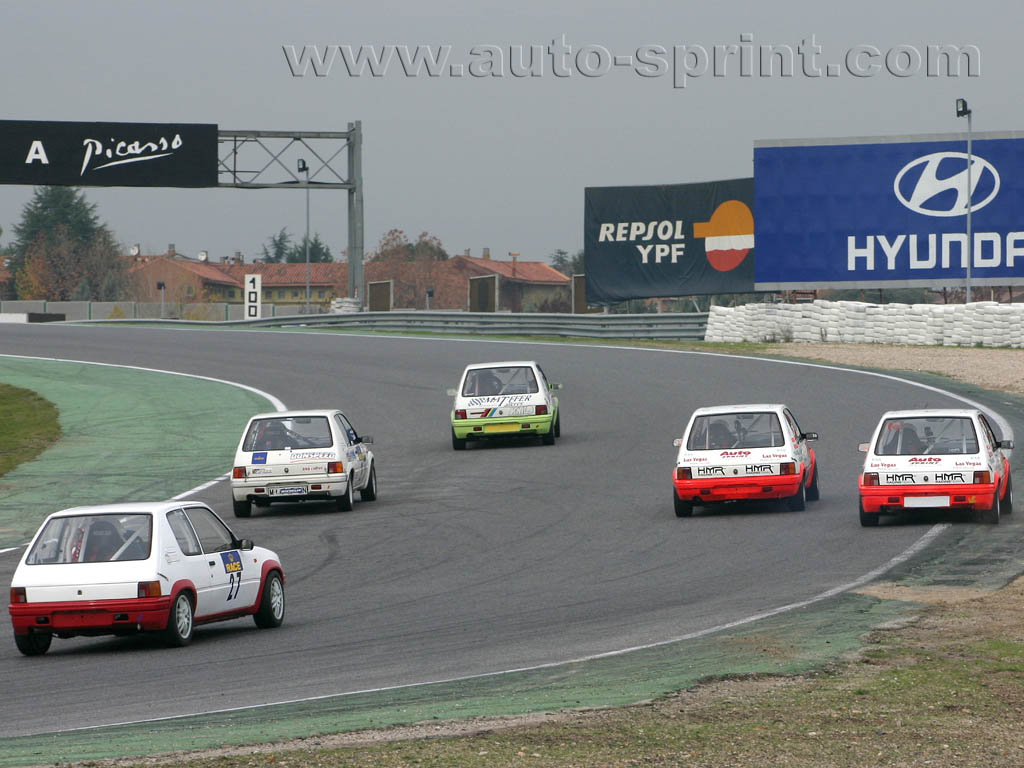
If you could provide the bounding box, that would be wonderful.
[705,300,1024,347]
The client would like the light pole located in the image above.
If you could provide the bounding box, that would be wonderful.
[298,158,311,313]
[956,98,973,303]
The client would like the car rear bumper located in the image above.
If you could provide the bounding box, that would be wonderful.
[859,482,998,514]
[453,414,554,439]
[231,477,347,502]
[9,596,172,636]
[673,473,803,503]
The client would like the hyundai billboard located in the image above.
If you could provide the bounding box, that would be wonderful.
[753,131,1024,289]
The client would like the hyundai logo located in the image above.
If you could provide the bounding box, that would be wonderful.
[893,152,1000,217]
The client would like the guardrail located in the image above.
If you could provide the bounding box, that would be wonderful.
[84,310,710,340]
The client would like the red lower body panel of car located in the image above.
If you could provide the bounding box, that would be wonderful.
[9,596,172,636]
[858,481,998,515]
[674,473,803,503]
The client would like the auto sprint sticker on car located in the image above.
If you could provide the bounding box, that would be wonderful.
[252,452,268,464]
[220,551,243,574]
[466,395,533,407]
[290,450,334,461]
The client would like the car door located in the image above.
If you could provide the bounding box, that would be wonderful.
[336,413,368,487]
[977,414,1005,485]
[165,508,222,617]
[182,505,256,613]
[783,409,811,475]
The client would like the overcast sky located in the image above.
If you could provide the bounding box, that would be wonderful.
[0,0,1014,264]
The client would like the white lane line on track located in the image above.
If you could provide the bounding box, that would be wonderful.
[0,354,287,556]
[54,522,951,735]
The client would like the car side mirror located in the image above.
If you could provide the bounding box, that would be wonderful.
[549,382,563,391]
[239,539,254,551]
[999,439,1014,450]
[858,443,870,453]
[672,438,683,447]
[446,388,457,397]
[359,435,374,444]
[801,432,818,442]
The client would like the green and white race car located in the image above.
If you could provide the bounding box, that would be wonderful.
[448,361,561,450]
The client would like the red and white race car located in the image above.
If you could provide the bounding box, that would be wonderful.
[672,403,819,517]
[858,408,1014,526]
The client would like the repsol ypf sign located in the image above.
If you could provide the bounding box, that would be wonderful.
[584,178,755,303]
[0,120,218,187]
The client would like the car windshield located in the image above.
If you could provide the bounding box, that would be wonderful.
[243,416,333,451]
[687,412,785,450]
[875,416,979,456]
[26,513,153,564]
[461,366,539,396]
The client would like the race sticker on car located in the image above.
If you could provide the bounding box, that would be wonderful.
[220,551,243,574]
[249,466,273,476]
[252,452,268,464]
[291,450,334,461]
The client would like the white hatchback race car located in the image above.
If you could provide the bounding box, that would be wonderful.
[448,361,562,449]
[8,501,285,656]
[858,408,1014,526]
[231,409,377,517]
[672,403,819,517]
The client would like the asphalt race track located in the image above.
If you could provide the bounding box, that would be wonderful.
[0,325,995,737]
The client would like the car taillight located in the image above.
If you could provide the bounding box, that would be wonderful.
[973,471,991,484]
[137,581,161,598]
[676,467,691,480]
[10,587,26,604]
[327,461,344,474]
[232,466,246,479]
[863,472,879,486]
[454,409,467,420]
[535,404,548,416]
[780,462,797,475]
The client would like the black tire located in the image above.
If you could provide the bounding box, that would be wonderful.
[674,492,693,518]
[1000,474,1013,516]
[806,464,820,502]
[786,478,806,511]
[541,425,556,445]
[253,572,285,629]
[164,592,194,647]
[14,631,52,656]
[360,464,378,502]
[337,476,354,511]
[554,413,561,438]
[859,500,879,527]
[233,498,252,518]
[979,488,1000,525]
[451,429,467,451]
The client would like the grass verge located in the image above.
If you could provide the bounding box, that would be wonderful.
[0,383,60,478]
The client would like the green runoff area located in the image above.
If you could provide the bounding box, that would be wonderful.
[1,343,1022,767]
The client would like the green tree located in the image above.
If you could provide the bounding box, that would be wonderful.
[285,233,333,263]
[549,248,584,276]
[10,188,126,300]
[260,228,292,263]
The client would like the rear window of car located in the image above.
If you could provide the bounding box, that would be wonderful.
[875,416,979,456]
[687,412,785,450]
[26,514,153,564]
[461,366,539,396]
[243,416,333,451]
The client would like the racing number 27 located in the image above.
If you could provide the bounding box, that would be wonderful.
[227,573,242,601]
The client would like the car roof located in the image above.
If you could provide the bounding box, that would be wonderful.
[247,409,341,420]
[44,500,207,518]
[877,408,981,420]
[463,361,538,370]
[690,403,789,417]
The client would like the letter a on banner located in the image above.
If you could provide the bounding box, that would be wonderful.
[244,273,262,319]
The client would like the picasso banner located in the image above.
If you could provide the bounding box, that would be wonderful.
[0,120,219,187]
[754,132,1024,289]
[584,178,755,303]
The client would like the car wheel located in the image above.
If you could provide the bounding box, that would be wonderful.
[14,631,52,656]
[253,572,285,629]
[786,479,806,511]
[859,500,879,527]
[674,491,693,518]
[541,425,556,445]
[806,464,820,502]
[979,489,1000,525]
[360,464,378,501]
[1000,474,1013,516]
[164,592,194,647]
[451,429,467,451]
[337,476,354,511]
[233,498,252,518]
[554,413,561,438]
